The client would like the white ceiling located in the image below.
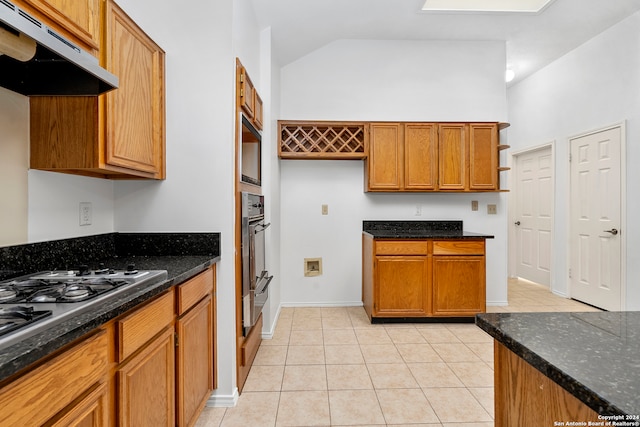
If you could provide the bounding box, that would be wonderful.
[249,0,640,85]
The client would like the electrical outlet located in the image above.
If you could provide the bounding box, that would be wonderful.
[471,200,478,211]
[79,202,92,226]
[487,204,497,215]
[321,204,328,215]
[415,205,422,216]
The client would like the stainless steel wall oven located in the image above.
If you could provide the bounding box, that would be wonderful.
[241,192,272,336]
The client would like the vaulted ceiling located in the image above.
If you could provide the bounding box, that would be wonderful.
[250,0,640,85]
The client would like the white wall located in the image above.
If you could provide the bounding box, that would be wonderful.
[0,87,28,246]
[279,40,509,306]
[110,0,239,402]
[507,11,640,309]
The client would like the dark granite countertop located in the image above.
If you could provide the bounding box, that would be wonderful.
[363,220,494,239]
[0,233,220,382]
[476,311,640,416]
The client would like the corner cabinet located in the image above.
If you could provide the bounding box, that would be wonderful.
[362,234,486,321]
[30,0,166,180]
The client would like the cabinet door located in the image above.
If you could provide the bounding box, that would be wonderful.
[469,123,498,190]
[254,91,263,130]
[15,0,100,51]
[239,69,256,119]
[176,296,213,427]
[432,256,485,316]
[404,123,437,190]
[367,123,403,191]
[118,327,175,427]
[374,256,429,317]
[105,1,165,178]
[45,383,109,427]
[438,123,468,191]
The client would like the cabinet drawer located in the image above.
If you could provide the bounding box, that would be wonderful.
[375,241,429,255]
[0,330,107,427]
[433,241,485,255]
[117,290,175,362]
[177,268,214,315]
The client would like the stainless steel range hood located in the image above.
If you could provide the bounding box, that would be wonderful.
[0,0,118,96]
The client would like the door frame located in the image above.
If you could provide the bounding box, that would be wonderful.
[568,121,627,309]
[508,142,555,287]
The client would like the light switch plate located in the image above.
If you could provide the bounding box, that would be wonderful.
[487,204,497,215]
[321,204,328,215]
[471,200,478,211]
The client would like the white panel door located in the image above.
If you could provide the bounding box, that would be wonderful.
[514,147,553,286]
[570,127,621,311]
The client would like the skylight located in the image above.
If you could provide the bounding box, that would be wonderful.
[421,0,556,13]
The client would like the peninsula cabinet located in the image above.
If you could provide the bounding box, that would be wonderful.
[366,122,502,192]
[362,235,486,320]
[13,0,101,54]
[30,0,166,180]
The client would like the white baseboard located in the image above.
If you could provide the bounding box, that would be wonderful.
[486,300,508,306]
[206,388,239,407]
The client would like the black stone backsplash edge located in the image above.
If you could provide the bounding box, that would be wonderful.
[0,232,221,280]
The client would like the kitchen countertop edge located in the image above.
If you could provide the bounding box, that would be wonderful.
[363,230,495,239]
[0,255,220,383]
[476,313,626,416]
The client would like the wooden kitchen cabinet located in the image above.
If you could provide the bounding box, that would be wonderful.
[367,123,403,190]
[30,0,166,179]
[116,290,175,426]
[13,0,101,53]
[117,327,175,427]
[432,241,486,316]
[45,383,109,427]
[405,123,438,190]
[237,60,263,130]
[438,123,468,191]
[363,235,486,320]
[176,268,215,427]
[0,330,108,427]
[374,253,430,317]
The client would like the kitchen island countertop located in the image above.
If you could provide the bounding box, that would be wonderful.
[476,311,640,416]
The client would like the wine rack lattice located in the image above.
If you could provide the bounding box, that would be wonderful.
[279,121,367,159]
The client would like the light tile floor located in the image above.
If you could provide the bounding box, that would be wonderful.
[196,278,601,427]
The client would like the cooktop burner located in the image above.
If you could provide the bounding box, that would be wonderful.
[0,276,132,304]
[0,306,52,337]
[0,267,168,348]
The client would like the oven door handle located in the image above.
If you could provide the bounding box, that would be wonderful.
[256,275,273,295]
[254,222,271,234]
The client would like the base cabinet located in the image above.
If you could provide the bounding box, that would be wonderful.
[363,235,486,320]
[45,383,109,427]
[117,327,175,427]
[0,331,108,427]
[494,342,599,426]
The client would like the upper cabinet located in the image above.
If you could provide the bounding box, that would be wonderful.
[366,123,438,191]
[237,61,263,131]
[367,122,504,192]
[29,0,166,180]
[13,0,101,53]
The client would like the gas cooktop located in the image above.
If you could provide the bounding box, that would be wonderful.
[0,265,168,348]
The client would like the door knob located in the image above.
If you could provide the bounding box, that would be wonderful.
[514,221,521,226]
[604,228,619,235]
